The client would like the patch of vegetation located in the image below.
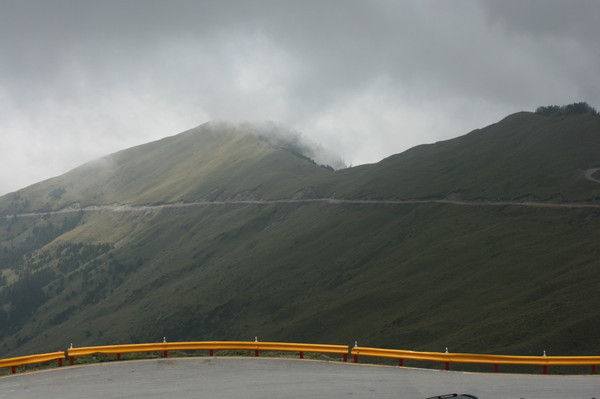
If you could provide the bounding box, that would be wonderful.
[0,213,84,270]
[535,102,598,116]
[48,187,66,201]
[0,268,56,328]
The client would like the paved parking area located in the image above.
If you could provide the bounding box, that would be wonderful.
[0,357,598,399]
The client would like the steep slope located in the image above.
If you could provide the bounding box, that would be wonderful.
[1,113,599,361]
[0,121,331,214]
[319,112,600,201]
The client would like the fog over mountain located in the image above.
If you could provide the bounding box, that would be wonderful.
[1,1,599,195]
[240,121,347,170]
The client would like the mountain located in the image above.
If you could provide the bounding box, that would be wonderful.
[0,122,332,214]
[314,112,600,201]
[0,111,599,360]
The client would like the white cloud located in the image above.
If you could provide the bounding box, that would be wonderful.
[0,0,599,195]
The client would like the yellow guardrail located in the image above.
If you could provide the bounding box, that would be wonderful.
[350,346,600,373]
[2,342,599,375]
[0,351,65,374]
[67,341,349,363]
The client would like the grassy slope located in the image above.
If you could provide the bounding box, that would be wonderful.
[4,201,599,358]
[0,122,330,214]
[318,112,600,201]
[1,113,600,358]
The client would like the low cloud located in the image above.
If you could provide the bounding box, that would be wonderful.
[244,121,347,170]
[0,1,598,195]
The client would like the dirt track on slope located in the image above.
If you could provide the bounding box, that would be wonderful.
[5,197,600,219]
[584,167,600,183]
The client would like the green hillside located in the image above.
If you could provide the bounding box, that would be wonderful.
[318,112,600,201]
[0,122,331,214]
[0,111,599,359]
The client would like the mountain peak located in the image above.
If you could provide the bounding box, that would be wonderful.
[0,121,338,214]
[195,120,347,171]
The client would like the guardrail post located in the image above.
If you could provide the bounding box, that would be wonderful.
[493,364,499,372]
[353,355,358,363]
[445,362,450,370]
[116,353,121,360]
[11,366,16,374]
[58,358,63,367]
[343,354,347,362]
[398,359,403,367]
[542,365,548,374]
[69,356,74,365]
[299,351,304,359]
[255,350,259,357]
[163,351,168,358]
[592,365,597,374]
[210,349,214,357]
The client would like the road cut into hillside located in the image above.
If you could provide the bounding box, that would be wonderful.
[6,196,600,220]
[0,357,598,399]
[585,167,600,183]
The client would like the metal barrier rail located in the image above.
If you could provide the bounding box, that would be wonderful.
[67,341,350,364]
[0,351,65,374]
[2,342,599,375]
[350,346,600,374]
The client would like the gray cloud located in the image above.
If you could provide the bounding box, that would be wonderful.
[1,0,599,195]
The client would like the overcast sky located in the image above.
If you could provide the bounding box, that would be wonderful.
[1,0,599,195]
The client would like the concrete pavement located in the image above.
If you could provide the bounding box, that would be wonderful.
[0,357,598,399]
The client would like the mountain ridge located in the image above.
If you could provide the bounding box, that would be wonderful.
[3,111,599,214]
[311,111,600,201]
[0,121,337,214]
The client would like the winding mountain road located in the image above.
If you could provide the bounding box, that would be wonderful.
[585,167,600,183]
[5,196,600,219]
[5,168,600,218]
